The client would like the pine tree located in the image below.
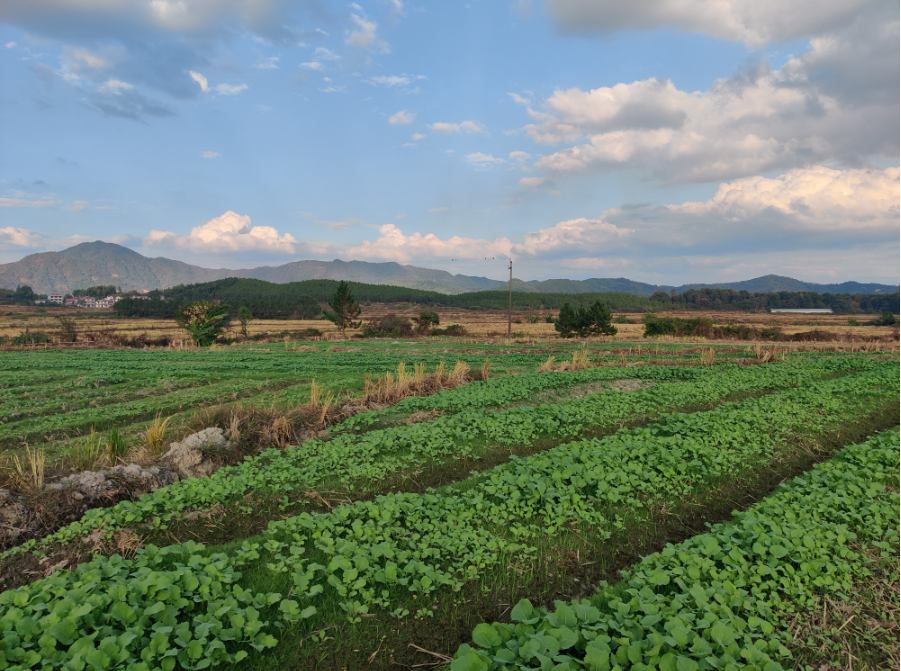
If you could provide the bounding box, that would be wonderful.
[586,301,618,336]
[323,281,362,335]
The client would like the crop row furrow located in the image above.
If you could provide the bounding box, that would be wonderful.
[13,358,871,554]
[452,425,900,670]
[0,364,893,671]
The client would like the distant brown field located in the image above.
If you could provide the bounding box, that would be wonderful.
[0,304,897,348]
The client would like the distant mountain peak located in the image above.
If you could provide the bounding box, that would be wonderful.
[0,243,896,297]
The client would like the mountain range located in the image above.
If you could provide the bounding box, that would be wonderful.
[1,242,896,297]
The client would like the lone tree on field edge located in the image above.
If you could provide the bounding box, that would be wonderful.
[323,281,362,335]
[177,301,231,347]
[238,306,253,339]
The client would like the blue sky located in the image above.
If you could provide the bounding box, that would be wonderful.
[0,0,898,284]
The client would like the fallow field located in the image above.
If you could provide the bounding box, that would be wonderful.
[0,334,897,670]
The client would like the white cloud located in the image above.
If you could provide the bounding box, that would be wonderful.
[65,200,88,212]
[369,73,426,87]
[525,58,897,183]
[201,151,220,158]
[100,79,132,94]
[430,120,486,134]
[314,47,340,60]
[346,10,390,53]
[508,92,530,105]
[348,224,513,263]
[300,61,323,70]
[508,150,530,161]
[545,0,878,48]
[388,109,415,125]
[519,176,552,189]
[0,196,60,208]
[0,226,46,249]
[319,85,346,93]
[411,133,426,140]
[215,83,247,95]
[254,56,279,69]
[71,48,107,68]
[517,4,898,186]
[465,152,505,165]
[4,42,16,49]
[189,70,208,92]
[145,211,298,255]
[668,165,900,233]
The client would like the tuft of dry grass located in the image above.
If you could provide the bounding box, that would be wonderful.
[11,446,46,490]
[140,413,171,460]
[537,355,556,372]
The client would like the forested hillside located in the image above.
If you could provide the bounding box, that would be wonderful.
[113,277,900,318]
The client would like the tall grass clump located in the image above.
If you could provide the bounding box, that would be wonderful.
[105,427,129,465]
[11,446,46,490]
[70,430,104,471]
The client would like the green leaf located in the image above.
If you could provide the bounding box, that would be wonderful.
[472,623,502,649]
[450,649,489,671]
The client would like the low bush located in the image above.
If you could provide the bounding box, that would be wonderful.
[11,331,52,346]
[360,314,415,338]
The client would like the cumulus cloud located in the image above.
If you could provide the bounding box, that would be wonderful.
[254,56,279,69]
[70,49,108,69]
[524,59,897,183]
[545,0,879,48]
[347,224,513,263]
[300,61,323,70]
[201,151,220,158]
[345,8,390,53]
[411,133,426,141]
[65,200,88,212]
[189,71,208,92]
[430,120,486,134]
[522,3,897,185]
[465,152,505,166]
[0,226,47,249]
[100,79,133,94]
[215,83,247,95]
[345,166,897,272]
[145,211,298,255]
[508,151,530,161]
[388,109,415,125]
[0,196,61,208]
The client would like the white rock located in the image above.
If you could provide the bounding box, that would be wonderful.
[159,427,235,479]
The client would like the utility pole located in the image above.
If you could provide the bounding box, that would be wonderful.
[507,258,513,339]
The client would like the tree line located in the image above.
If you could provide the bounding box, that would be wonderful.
[90,276,901,319]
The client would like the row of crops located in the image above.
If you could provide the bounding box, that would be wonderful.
[0,359,895,670]
[0,343,770,449]
[11,356,882,553]
[452,426,900,670]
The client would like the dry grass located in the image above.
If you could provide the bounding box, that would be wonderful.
[10,446,47,490]
[362,361,472,406]
[137,413,171,461]
[788,547,899,670]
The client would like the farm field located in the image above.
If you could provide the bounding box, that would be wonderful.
[0,340,897,671]
[1,305,898,346]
